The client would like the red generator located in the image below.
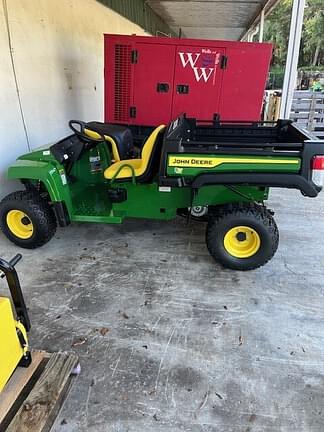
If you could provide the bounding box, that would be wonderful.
[104,34,272,126]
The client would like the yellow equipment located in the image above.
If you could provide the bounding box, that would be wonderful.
[0,254,31,391]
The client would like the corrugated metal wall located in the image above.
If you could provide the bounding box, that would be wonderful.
[97,0,176,36]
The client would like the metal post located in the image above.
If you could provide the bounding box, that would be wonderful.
[248,26,259,42]
[280,0,305,119]
[259,9,265,42]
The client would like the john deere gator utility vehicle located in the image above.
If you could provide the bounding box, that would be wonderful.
[1,115,324,270]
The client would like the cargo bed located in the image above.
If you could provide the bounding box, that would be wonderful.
[159,116,324,197]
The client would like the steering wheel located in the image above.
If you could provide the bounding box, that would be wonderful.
[69,120,105,143]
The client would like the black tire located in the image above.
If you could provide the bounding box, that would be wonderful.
[0,190,57,249]
[206,203,279,271]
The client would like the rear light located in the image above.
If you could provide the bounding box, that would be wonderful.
[311,155,324,187]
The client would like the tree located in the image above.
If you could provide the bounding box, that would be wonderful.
[304,1,324,66]
[264,0,324,68]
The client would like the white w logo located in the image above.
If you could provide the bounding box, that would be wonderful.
[193,67,214,82]
[178,52,200,68]
[178,52,215,83]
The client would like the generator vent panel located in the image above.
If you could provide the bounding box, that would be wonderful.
[114,44,132,122]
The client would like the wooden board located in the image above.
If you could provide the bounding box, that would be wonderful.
[0,351,46,425]
[0,351,78,432]
[290,90,324,137]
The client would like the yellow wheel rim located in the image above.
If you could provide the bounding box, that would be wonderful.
[6,210,34,239]
[224,226,261,258]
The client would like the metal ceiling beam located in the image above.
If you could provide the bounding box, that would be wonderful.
[99,0,281,42]
[147,1,260,3]
[97,0,176,36]
[147,0,282,41]
[240,0,280,40]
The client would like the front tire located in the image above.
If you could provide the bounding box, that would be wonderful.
[0,190,57,248]
[206,203,279,270]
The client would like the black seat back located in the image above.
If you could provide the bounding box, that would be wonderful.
[86,122,134,159]
[137,129,165,183]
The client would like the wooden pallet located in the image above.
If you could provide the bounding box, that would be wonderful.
[290,90,324,138]
[0,350,78,432]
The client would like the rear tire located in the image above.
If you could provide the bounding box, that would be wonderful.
[0,190,57,248]
[206,203,279,270]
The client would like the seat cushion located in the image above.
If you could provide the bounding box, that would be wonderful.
[104,125,166,182]
[104,159,142,180]
[85,122,134,160]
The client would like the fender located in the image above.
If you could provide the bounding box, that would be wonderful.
[7,159,73,217]
[191,173,321,198]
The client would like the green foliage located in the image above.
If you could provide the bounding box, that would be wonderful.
[264,0,324,67]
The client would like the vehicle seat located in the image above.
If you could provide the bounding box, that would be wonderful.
[84,122,135,161]
[104,125,166,182]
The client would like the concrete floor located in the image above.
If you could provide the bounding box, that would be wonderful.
[1,189,324,432]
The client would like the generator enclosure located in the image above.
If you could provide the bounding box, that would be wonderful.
[104,34,272,126]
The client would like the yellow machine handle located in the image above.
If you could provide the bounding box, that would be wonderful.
[0,254,31,331]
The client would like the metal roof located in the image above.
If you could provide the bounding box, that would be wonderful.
[146,0,280,40]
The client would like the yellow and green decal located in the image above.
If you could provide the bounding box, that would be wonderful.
[167,154,301,175]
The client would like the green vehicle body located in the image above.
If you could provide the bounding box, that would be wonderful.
[6,113,322,227]
[0,116,324,270]
[7,143,301,225]
[3,116,324,270]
